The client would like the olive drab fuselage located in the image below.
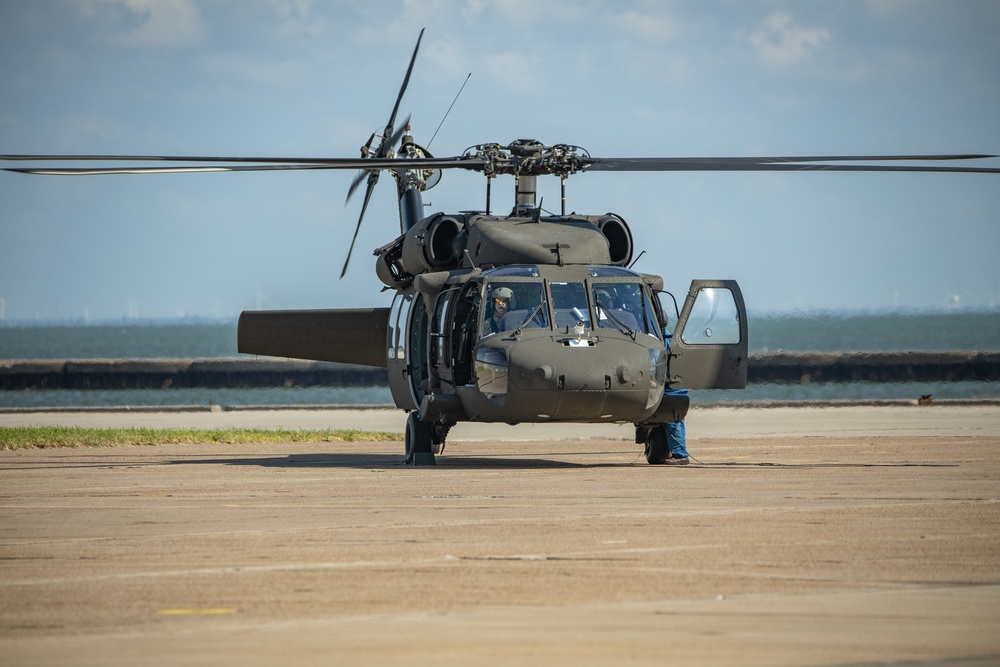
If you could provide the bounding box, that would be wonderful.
[387,264,671,425]
[376,207,750,431]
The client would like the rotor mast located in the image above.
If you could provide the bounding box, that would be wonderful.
[511,140,540,216]
[396,129,425,232]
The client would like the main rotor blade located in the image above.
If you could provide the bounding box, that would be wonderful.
[6,152,995,176]
[584,154,1000,173]
[5,152,992,165]
[2,164,337,175]
[3,156,487,176]
[0,153,381,164]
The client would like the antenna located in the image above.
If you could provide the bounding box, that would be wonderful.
[627,250,646,271]
[428,73,471,148]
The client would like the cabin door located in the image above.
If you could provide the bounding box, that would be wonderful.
[667,279,748,389]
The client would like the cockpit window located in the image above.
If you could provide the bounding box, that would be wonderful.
[481,281,548,336]
[550,282,590,329]
[592,282,661,338]
[587,266,640,278]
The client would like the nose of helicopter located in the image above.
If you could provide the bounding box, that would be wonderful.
[506,336,665,422]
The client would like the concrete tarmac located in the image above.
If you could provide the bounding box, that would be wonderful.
[2,405,999,666]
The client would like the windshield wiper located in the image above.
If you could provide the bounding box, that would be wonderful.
[595,297,636,340]
[513,301,546,337]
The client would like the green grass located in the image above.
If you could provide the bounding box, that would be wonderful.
[0,426,402,450]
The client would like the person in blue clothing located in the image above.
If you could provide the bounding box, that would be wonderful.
[662,389,689,464]
[663,324,689,465]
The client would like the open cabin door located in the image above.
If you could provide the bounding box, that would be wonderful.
[667,279,748,389]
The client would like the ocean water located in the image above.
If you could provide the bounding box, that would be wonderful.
[1,312,998,408]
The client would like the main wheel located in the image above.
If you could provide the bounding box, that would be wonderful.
[644,426,669,465]
[405,412,436,466]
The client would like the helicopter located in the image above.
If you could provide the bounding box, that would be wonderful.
[3,29,999,465]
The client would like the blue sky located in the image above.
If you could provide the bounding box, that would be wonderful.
[1,0,998,322]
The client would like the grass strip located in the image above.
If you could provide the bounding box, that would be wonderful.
[0,426,401,450]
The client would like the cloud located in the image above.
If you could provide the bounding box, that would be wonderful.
[262,0,328,39]
[63,113,129,145]
[480,50,547,93]
[743,12,831,68]
[80,0,206,48]
[453,0,596,25]
[612,9,681,44]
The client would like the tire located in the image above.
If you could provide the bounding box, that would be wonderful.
[645,426,669,465]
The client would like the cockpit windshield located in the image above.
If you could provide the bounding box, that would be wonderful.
[481,281,549,337]
[477,273,661,339]
[592,282,661,338]
[550,282,590,329]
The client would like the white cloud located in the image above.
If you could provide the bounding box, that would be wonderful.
[480,50,547,93]
[81,0,206,48]
[453,0,596,25]
[612,9,681,44]
[743,12,831,68]
[63,113,128,144]
[263,0,328,39]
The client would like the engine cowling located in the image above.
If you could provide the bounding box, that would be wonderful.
[597,213,633,267]
[376,213,465,289]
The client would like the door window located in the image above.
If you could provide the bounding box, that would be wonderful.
[680,287,741,344]
[388,293,410,360]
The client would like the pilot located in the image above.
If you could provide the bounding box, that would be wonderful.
[488,287,514,334]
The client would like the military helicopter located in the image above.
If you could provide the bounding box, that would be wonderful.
[4,29,999,465]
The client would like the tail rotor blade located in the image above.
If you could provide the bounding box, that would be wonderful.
[340,177,377,278]
[347,113,410,205]
[341,28,423,275]
[386,113,412,153]
[346,169,368,205]
[383,29,424,149]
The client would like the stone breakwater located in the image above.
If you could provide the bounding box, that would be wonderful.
[1,352,998,390]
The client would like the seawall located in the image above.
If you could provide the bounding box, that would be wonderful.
[1,351,999,390]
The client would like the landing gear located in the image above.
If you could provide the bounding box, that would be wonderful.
[404,412,436,465]
[431,422,451,455]
[644,425,669,465]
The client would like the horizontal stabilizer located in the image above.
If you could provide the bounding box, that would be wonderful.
[238,308,390,368]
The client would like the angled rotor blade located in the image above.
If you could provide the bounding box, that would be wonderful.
[341,177,378,278]
[345,114,411,206]
[583,154,1000,173]
[338,28,421,277]
[346,169,367,204]
[385,113,412,154]
[382,30,423,154]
